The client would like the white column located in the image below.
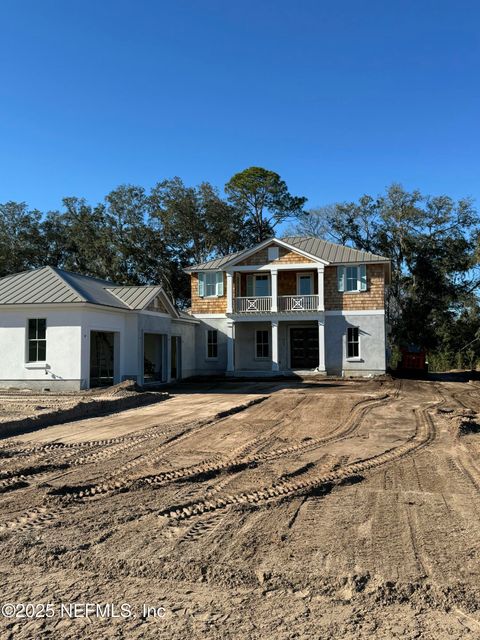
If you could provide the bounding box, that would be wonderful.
[226,271,233,314]
[317,319,326,373]
[271,268,278,312]
[271,320,279,371]
[226,320,235,373]
[317,266,325,311]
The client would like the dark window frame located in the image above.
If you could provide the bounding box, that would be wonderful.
[27,318,47,362]
[347,327,360,359]
[255,329,269,359]
[206,329,218,360]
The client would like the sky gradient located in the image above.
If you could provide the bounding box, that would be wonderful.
[0,0,479,213]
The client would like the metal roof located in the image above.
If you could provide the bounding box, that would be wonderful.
[106,286,161,310]
[186,236,389,270]
[282,236,388,264]
[0,267,169,311]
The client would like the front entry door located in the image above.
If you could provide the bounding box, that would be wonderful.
[290,328,319,369]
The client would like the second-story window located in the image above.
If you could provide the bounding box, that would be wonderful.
[337,265,367,292]
[198,272,224,297]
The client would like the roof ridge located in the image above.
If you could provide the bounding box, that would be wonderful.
[46,267,86,301]
[52,266,121,287]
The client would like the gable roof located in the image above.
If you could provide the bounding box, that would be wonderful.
[185,236,389,271]
[0,266,177,314]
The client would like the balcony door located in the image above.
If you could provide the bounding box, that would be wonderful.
[246,274,270,296]
[297,273,313,295]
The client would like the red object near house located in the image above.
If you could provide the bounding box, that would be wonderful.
[399,347,428,373]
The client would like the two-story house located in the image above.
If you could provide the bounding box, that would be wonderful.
[186,236,390,377]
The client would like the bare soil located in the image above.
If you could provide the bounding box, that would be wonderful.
[1,377,480,639]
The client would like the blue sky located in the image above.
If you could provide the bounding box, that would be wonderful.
[0,0,479,213]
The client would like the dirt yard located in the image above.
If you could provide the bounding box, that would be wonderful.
[1,377,479,639]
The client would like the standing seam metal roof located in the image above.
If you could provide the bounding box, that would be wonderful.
[186,236,389,270]
[0,267,168,311]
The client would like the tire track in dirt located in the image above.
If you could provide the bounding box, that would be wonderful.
[55,392,392,500]
[159,405,437,522]
[0,397,269,532]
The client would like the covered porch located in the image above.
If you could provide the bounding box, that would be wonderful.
[226,318,326,375]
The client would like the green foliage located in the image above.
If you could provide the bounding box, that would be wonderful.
[225,167,307,243]
[288,183,480,366]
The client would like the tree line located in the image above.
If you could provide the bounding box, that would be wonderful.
[1,167,479,369]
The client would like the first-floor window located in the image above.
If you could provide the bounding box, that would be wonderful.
[347,327,359,359]
[255,329,269,359]
[28,318,47,362]
[207,329,218,359]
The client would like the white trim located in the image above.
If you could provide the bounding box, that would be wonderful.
[191,313,226,319]
[228,263,323,272]
[230,312,325,322]
[325,309,384,316]
[271,320,279,371]
[220,237,330,268]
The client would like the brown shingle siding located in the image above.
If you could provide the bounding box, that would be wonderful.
[190,273,227,314]
[324,264,385,310]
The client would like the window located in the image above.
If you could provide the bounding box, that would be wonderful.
[198,272,224,297]
[347,327,360,359]
[207,329,218,359]
[255,330,269,359]
[246,274,270,296]
[297,273,313,295]
[267,246,279,261]
[337,265,367,292]
[28,318,47,362]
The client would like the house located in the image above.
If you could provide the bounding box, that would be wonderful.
[0,266,198,390]
[0,237,390,390]
[187,236,390,377]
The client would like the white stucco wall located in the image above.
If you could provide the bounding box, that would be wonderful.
[0,307,83,390]
[0,304,200,390]
[194,318,229,375]
[171,318,197,379]
[325,312,386,376]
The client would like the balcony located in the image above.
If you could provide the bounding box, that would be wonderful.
[234,295,320,314]
[235,296,273,313]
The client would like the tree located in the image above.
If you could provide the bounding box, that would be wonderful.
[0,202,43,276]
[307,184,479,355]
[225,167,307,244]
[283,204,336,239]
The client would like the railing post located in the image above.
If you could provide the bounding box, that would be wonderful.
[271,269,278,312]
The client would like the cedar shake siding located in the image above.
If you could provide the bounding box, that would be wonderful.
[324,264,385,311]
[190,272,227,314]
[237,245,315,266]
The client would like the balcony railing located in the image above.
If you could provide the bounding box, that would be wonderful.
[235,296,272,313]
[234,295,320,313]
[278,295,319,311]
